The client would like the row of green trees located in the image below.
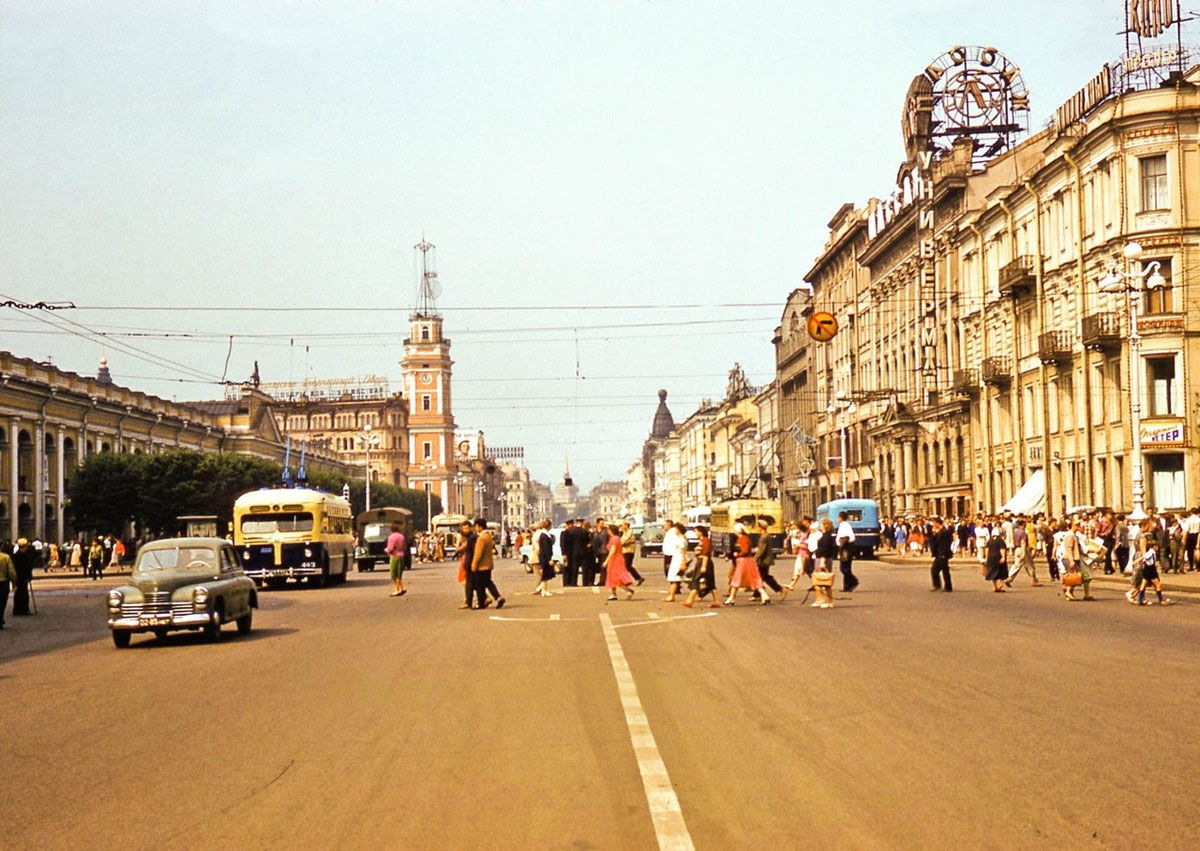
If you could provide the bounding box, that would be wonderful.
[67,450,441,537]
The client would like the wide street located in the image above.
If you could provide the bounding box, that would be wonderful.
[3,556,1199,851]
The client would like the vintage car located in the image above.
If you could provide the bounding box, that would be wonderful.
[107,537,258,648]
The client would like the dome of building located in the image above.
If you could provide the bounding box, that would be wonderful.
[650,389,674,438]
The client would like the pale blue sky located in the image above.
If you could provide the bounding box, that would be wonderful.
[1,0,1130,489]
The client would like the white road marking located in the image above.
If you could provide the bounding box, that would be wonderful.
[549,613,561,621]
[599,612,694,851]
[647,611,661,619]
[592,586,600,595]
[613,612,718,629]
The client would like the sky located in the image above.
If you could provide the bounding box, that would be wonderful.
[1,0,1133,491]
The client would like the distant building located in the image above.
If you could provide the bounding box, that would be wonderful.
[586,481,627,521]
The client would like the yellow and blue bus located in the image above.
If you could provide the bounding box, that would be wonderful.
[708,498,785,556]
[233,487,353,588]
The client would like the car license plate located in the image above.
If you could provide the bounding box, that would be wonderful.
[270,569,286,577]
[139,614,171,627]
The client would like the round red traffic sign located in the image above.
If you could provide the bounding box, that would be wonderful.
[807,311,839,342]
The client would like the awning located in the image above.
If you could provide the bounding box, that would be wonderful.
[999,469,1045,515]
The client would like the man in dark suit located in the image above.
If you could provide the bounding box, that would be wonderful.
[560,519,580,587]
[591,517,610,587]
[578,520,597,586]
[929,516,954,592]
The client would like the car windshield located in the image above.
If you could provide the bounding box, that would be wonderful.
[136,547,219,572]
[240,512,314,534]
[364,523,388,539]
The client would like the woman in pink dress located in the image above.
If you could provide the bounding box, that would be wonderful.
[604,524,636,600]
[725,523,767,605]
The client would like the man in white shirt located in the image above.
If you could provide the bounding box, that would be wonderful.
[1184,508,1200,572]
[836,511,859,593]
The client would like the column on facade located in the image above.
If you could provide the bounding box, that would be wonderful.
[56,425,65,544]
[8,416,18,541]
[34,420,45,540]
[902,437,917,513]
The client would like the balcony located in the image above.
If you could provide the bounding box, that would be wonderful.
[1037,330,1073,366]
[998,256,1037,297]
[1081,311,1123,351]
[981,356,1012,386]
[951,368,979,396]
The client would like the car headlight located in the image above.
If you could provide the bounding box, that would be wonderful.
[107,589,123,609]
[242,551,250,561]
[192,587,209,606]
[304,547,313,558]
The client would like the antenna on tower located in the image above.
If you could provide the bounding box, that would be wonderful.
[413,237,442,317]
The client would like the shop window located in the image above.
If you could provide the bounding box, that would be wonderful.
[1148,454,1185,510]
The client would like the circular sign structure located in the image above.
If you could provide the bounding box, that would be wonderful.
[807,312,839,342]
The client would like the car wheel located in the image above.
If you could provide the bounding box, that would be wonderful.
[153,628,169,641]
[111,630,132,649]
[236,608,252,635]
[203,607,222,642]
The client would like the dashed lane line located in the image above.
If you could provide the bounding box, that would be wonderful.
[599,612,694,851]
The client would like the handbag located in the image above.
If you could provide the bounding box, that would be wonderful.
[812,570,834,587]
[1062,572,1083,587]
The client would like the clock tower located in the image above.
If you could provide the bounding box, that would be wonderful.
[401,238,459,519]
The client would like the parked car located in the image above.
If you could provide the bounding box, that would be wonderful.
[518,527,564,567]
[107,537,257,648]
[639,522,665,558]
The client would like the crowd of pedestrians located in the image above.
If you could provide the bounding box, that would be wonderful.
[875,507,1200,604]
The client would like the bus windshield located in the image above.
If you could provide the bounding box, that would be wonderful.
[240,512,314,534]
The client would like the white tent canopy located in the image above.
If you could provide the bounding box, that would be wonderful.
[999,469,1046,515]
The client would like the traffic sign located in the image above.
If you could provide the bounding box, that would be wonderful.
[807,311,839,342]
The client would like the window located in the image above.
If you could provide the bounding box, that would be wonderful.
[1091,363,1105,426]
[1140,154,1168,211]
[422,441,433,460]
[421,395,431,412]
[1108,358,1123,424]
[421,326,430,341]
[1142,257,1173,314]
[1149,454,1185,509]
[1147,356,1177,416]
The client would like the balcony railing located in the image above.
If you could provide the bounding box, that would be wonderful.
[981,356,1012,386]
[998,256,1037,296]
[1037,330,1073,365]
[1081,311,1123,351]
[951,368,979,395]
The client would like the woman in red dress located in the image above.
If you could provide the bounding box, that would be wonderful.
[725,523,769,605]
[603,524,636,600]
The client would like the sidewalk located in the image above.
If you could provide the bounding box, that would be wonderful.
[873,551,1200,598]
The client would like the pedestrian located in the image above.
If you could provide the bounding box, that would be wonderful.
[1097,509,1116,574]
[894,521,908,557]
[1040,516,1060,580]
[0,544,16,628]
[457,520,477,609]
[1006,514,1041,587]
[591,517,610,587]
[781,517,813,599]
[1132,535,1172,606]
[11,538,36,615]
[811,518,837,608]
[618,521,644,586]
[1060,519,1093,601]
[1166,514,1185,574]
[984,521,1009,593]
[532,520,555,598]
[681,525,720,608]
[662,521,687,602]
[754,519,783,595]
[471,518,504,609]
[836,511,859,593]
[87,539,105,580]
[725,523,769,605]
[1113,513,1131,575]
[562,518,585,587]
[603,523,636,601]
[1184,507,1200,571]
[929,516,954,592]
[46,542,61,572]
[69,540,82,571]
[385,522,408,597]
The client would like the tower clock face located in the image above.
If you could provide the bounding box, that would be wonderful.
[420,373,433,385]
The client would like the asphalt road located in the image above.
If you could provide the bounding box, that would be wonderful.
[3,556,1198,851]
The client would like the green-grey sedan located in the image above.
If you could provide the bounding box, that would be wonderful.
[107,537,258,648]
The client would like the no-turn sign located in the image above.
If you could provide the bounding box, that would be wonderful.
[807,311,839,342]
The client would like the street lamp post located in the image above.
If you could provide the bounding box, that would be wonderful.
[826,390,857,500]
[356,423,380,512]
[422,461,436,535]
[1099,241,1166,521]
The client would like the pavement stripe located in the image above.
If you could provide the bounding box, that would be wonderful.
[599,612,694,851]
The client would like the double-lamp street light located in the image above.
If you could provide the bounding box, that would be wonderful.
[356,422,380,512]
[1098,241,1167,522]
